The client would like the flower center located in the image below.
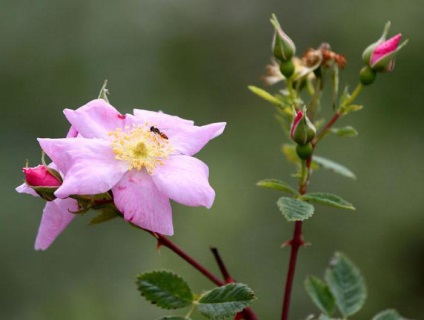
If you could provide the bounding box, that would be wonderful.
[109,124,173,174]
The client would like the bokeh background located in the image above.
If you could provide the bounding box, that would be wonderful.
[1,1,423,319]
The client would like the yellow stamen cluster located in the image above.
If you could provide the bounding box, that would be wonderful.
[109,123,173,174]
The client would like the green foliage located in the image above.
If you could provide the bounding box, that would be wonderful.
[136,271,194,309]
[282,144,301,164]
[340,104,364,115]
[197,283,256,320]
[304,276,336,316]
[300,193,355,210]
[248,85,284,106]
[330,126,358,137]
[325,252,367,317]
[158,317,191,320]
[256,179,299,195]
[277,197,315,221]
[312,156,356,179]
[372,309,408,320]
[89,206,119,225]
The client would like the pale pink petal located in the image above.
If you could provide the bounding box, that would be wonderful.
[169,122,226,156]
[66,126,78,138]
[64,99,136,140]
[16,182,38,197]
[35,198,78,250]
[38,138,128,198]
[151,155,215,208]
[371,34,401,66]
[112,170,173,235]
[133,109,194,127]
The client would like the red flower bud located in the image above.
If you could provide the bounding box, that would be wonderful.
[23,165,61,187]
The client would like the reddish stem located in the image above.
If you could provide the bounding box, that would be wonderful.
[281,221,304,320]
[151,232,225,286]
[210,248,258,320]
[281,110,344,320]
[211,247,235,283]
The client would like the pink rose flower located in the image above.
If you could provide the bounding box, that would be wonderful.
[38,99,226,236]
[16,128,79,250]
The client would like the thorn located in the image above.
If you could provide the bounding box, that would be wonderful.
[281,240,292,248]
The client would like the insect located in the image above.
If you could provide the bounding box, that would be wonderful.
[150,126,168,140]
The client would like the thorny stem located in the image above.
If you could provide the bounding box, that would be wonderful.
[281,83,363,320]
[211,247,258,320]
[281,159,309,320]
[151,232,224,286]
[151,232,258,320]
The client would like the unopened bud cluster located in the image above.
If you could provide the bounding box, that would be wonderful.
[271,14,296,78]
[290,110,316,160]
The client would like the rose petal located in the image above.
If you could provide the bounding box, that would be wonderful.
[151,155,215,208]
[35,198,78,250]
[170,122,226,156]
[371,34,401,66]
[64,99,136,140]
[133,109,194,127]
[112,170,173,235]
[16,182,38,197]
[38,138,128,198]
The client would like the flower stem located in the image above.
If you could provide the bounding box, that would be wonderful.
[281,158,309,320]
[152,233,258,320]
[343,83,363,107]
[150,232,225,286]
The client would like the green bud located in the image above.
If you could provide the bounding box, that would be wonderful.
[291,110,316,145]
[270,14,296,61]
[280,59,295,78]
[296,143,313,160]
[359,66,377,86]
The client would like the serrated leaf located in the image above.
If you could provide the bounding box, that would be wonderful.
[312,156,356,180]
[248,86,282,106]
[277,197,315,222]
[256,179,299,195]
[89,206,119,225]
[301,193,355,210]
[136,270,193,310]
[325,252,367,317]
[158,317,191,320]
[197,283,255,320]
[372,309,408,320]
[330,126,358,137]
[305,276,336,316]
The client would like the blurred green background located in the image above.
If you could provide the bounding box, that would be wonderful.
[1,0,423,319]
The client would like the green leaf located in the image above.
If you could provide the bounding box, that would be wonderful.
[197,283,255,319]
[89,206,119,225]
[248,86,283,106]
[256,179,299,195]
[305,276,336,316]
[312,156,356,180]
[341,104,363,114]
[277,197,315,222]
[158,317,191,320]
[325,252,367,317]
[330,126,358,137]
[318,315,341,320]
[136,270,194,310]
[372,309,408,320]
[300,193,355,210]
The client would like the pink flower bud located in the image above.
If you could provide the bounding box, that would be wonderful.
[23,165,61,187]
[362,22,407,73]
[370,34,401,71]
[290,110,304,140]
